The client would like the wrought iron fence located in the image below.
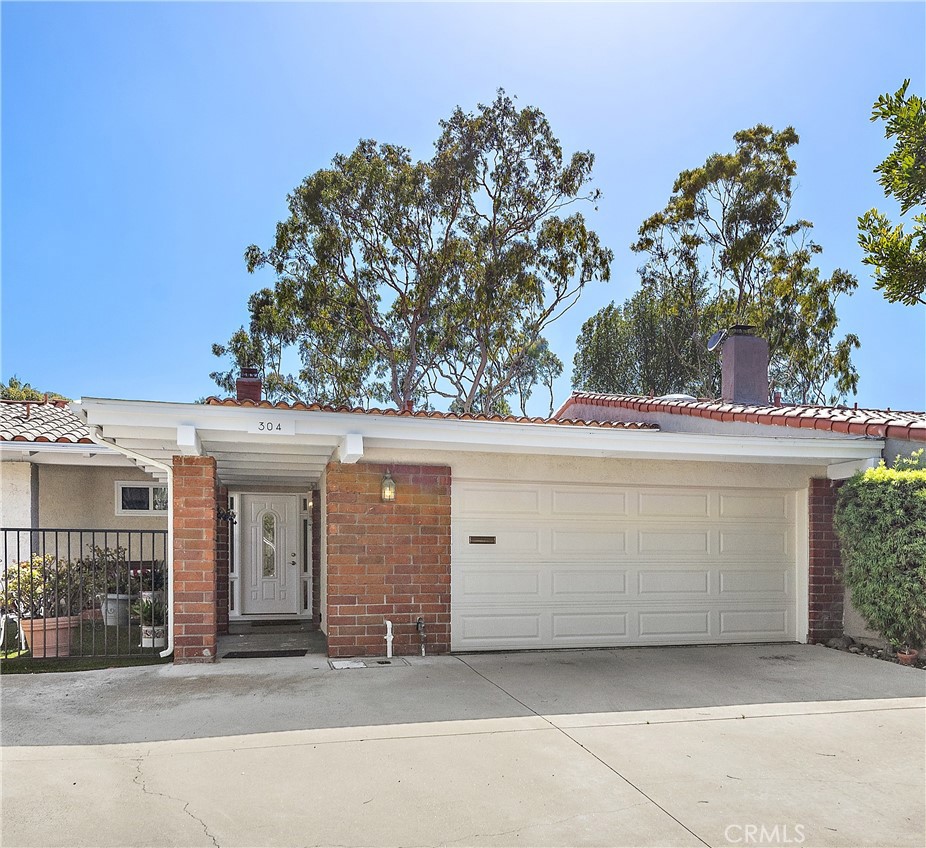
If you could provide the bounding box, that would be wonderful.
[0,528,168,661]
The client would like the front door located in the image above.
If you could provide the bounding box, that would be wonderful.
[240,494,300,615]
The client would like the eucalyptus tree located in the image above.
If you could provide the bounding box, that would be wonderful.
[213,91,611,412]
[575,125,859,405]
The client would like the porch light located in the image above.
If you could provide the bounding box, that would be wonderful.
[381,470,396,502]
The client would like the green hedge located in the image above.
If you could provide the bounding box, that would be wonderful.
[833,452,926,649]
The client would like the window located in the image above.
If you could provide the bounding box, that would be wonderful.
[115,481,168,516]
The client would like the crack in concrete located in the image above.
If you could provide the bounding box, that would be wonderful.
[132,751,220,847]
[436,801,652,846]
[455,657,714,848]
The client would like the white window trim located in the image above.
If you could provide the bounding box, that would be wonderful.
[114,480,168,516]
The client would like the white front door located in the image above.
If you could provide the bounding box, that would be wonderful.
[240,494,300,616]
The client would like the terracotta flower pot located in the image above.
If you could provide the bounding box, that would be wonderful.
[896,648,919,666]
[22,616,79,658]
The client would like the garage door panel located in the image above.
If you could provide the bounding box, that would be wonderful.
[460,568,541,599]
[719,527,789,557]
[551,568,627,596]
[638,610,712,637]
[552,611,629,640]
[456,484,542,516]
[459,612,542,643]
[637,569,710,595]
[719,608,790,637]
[452,481,797,651]
[637,529,710,555]
[720,569,789,595]
[454,523,543,556]
[551,528,627,556]
[638,491,710,518]
[719,493,790,520]
[552,487,628,516]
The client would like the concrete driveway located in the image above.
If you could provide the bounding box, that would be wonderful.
[2,645,924,847]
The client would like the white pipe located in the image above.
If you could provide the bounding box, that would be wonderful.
[384,619,393,659]
[83,422,175,659]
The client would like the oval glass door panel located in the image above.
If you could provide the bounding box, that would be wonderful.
[262,513,276,577]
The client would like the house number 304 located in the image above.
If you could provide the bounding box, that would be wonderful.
[246,419,295,435]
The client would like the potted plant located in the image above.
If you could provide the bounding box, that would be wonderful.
[132,597,167,648]
[834,451,926,667]
[0,554,85,657]
[81,546,138,626]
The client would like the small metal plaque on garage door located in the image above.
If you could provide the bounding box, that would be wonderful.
[468,535,497,545]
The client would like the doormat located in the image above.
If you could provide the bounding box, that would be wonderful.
[248,620,305,628]
[223,650,308,658]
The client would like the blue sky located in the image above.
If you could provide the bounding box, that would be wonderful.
[3,1,924,413]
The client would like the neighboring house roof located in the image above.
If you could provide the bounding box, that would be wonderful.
[555,393,926,442]
[202,397,659,431]
[0,400,93,444]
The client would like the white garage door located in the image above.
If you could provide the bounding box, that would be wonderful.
[451,480,797,651]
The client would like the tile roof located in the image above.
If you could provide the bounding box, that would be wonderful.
[203,397,659,431]
[0,400,92,444]
[558,393,926,442]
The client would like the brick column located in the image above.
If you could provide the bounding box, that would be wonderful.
[216,485,230,636]
[172,456,218,663]
[808,478,844,643]
[326,463,451,658]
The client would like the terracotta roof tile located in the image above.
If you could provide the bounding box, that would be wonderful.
[203,397,659,431]
[558,393,926,442]
[0,400,92,444]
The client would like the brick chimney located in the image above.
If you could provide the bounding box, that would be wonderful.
[236,367,262,403]
[721,326,770,405]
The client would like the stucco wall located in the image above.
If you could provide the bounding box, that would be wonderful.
[1,462,33,528]
[38,465,168,530]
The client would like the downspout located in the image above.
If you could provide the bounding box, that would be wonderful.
[84,424,175,659]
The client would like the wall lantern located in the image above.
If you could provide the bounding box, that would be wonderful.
[381,470,396,502]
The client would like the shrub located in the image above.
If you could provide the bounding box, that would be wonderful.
[77,546,139,596]
[131,597,166,626]
[1,554,87,619]
[834,451,926,650]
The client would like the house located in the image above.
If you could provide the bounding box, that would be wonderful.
[3,338,923,663]
[0,398,168,533]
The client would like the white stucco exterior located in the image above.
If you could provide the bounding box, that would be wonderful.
[1,461,33,527]
[38,465,168,530]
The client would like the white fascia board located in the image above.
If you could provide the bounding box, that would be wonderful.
[0,441,119,457]
[76,398,885,466]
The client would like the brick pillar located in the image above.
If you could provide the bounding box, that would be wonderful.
[216,485,230,635]
[311,491,321,626]
[808,478,844,643]
[172,456,218,663]
[326,463,451,658]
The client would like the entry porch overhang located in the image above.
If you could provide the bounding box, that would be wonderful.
[73,397,885,487]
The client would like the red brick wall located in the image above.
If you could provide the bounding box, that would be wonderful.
[325,462,451,658]
[216,485,229,636]
[172,456,218,663]
[808,478,844,643]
